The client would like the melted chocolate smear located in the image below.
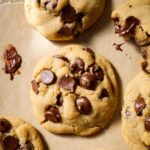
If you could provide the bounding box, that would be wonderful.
[142,61,150,74]
[44,105,61,123]
[114,16,140,36]
[3,44,22,80]
[85,48,95,59]
[113,43,124,52]
[135,97,146,116]
[54,55,69,63]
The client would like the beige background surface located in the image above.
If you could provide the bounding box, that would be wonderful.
[0,0,141,150]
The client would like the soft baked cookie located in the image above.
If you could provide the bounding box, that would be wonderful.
[122,72,150,150]
[24,0,105,41]
[30,45,118,136]
[111,0,150,74]
[0,115,44,150]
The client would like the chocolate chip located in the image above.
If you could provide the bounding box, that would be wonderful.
[85,48,95,59]
[54,55,69,63]
[114,16,140,36]
[0,119,11,133]
[79,72,96,90]
[145,115,150,131]
[40,70,56,85]
[1,136,19,150]
[76,97,92,115]
[58,26,73,36]
[71,58,85,73]
[76,13,84,26]
[56,93,63,106]
[31,80,39,94]
[99,89,109,98]
[3,44,22,80]
[45,105,61,123]
[89,65,104,81]
[20,141,34,150]
[142,61,150,74]
[59,76,76,91]
[145,145,150,150]
[61,5,77,23]
[135,97,146,116]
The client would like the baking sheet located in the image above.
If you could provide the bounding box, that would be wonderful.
[0,1,142,150]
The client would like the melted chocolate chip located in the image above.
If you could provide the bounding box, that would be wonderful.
[89,65,104,81]
[71,58,85,73]
[142,61,150,74]
[135,97,146,116]
[61,5,77,23]
[1,136,19,150]
[56,93,63,106]
[31,80,39,94]
[99,89,109,98]
[76,97,92,115]
[54,55,69,62]
[21,141,34,150]
[58,26,73,36]
[59,76,76,91]
[145,115,150,131]
[45,105,61,123]
[3,44,22,80]
[79,72,96,90]
[114,16,140,36]
[40,70,56,85]
[85,48,95,59]
[0,119,11,133]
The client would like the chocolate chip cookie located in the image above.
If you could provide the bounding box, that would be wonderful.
[24,0,105,41]
[0,115,44,150]
[30,45,118,136]
[111,0,150,74]
[122,72,150,150]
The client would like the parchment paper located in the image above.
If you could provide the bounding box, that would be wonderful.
[0,1,142,150]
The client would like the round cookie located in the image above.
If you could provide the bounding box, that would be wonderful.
[30,45,118,136]
[24,0,105,41]
[122,72,150,150]
[0,115,44,150]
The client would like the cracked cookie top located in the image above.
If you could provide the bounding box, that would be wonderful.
[122,72,150,150]
[0,115,44,150]
[24,0,105,41]
[30,45,118,136]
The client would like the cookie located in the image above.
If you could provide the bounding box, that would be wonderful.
[30,45,118,136]
[111,0,150,74]
[0,115,44,150]
[24,0,105,41]
[122,72,150,150]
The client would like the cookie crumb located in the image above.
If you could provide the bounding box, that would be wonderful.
[113,42,124,52]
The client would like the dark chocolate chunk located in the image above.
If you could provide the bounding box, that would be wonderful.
[3,44,22,80]
[71,57,85,73]
[1,136,19,150]
[56,93,63,106]
[99,89,109,98]
[76,97,92,115]
[89,65,104,81]
[31,80,39,94]
[58,26,73,36]
[145,115,150,131]
[61,5,77,23]
[135,97,146,116]
[40,70,56,85]
[79,72,96,90]
[59,76,76,91]
[54,55,69,62]
[45,105,61,123]
[114,16,140,36]
[0,118,11,133]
